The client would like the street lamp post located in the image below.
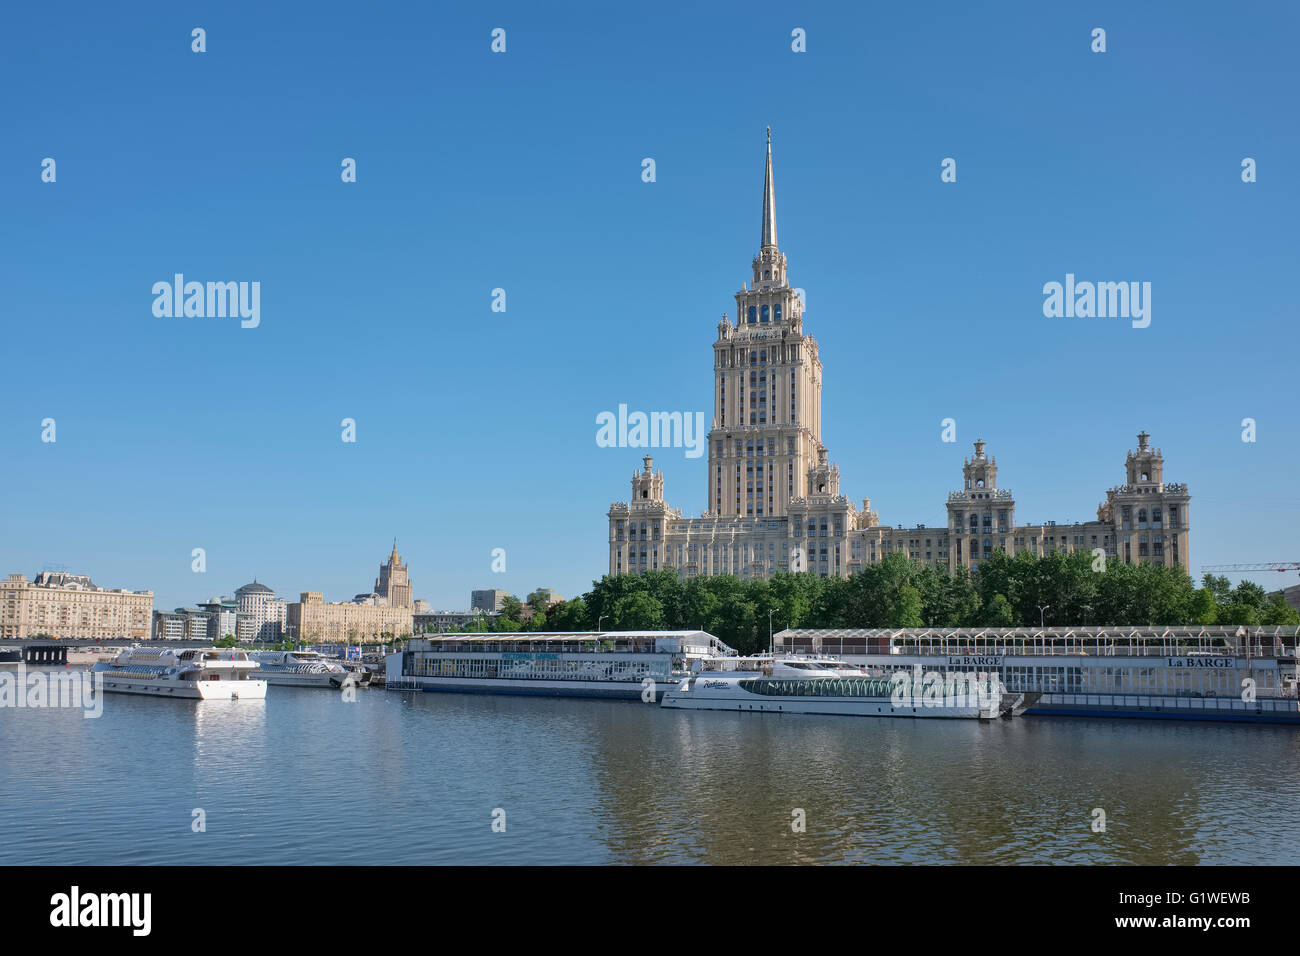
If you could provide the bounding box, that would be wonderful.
[1037,604,1051,628]
[597,615,606,633]
[768,608,776,656]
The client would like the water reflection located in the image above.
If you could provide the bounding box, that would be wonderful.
[1,686,1298,865]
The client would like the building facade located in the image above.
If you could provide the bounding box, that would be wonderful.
[152,606,221,642]
[607,134,1191,581]
[234,581,286,642]
[286,592,413,643]
[1,571,153,640]
[471,589,510,613]
[374,541,413,608]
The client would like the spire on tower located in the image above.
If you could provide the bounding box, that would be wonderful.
[761,127,777,251]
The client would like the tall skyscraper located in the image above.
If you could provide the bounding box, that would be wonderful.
[606,133,1190,580]
[375,541,413,608]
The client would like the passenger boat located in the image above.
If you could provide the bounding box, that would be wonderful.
[661,655,1008,719]
[91,647,267,700]
[774,625,1300,724]
[249,649,351,688]
[386,631,733,700]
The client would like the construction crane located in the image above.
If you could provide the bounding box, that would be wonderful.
[1201,562,1300,575]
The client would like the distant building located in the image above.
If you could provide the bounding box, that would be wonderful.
[152,607,215,642]
[0,571,152,641]
[534,588,564,607]
[283,545,418,642]
[375,541,413,608]
[1283,584,1300,616]
[235,580,286,642]
[198,596,244,641]
[471,589,510,613]
[286,591,413,643]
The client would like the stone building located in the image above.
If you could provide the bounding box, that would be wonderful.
[374,541,413,608]
[285,545,415,642]
[0,571,153,640]
[234,580,286,642]
[607,134,1190,581]
[151,607,215,642]
[472,589,510,613]
[285,592,413,643]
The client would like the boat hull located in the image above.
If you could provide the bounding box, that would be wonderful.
[258,671,346,688]
[96,676,268,700]
[662,688,991,718]
[1024,692,1300,724]
[390,675,660,700]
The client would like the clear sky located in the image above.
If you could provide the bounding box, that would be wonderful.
[2,1,1297,612]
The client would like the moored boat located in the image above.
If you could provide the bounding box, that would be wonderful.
[387,631,733,699]
[774,625,1300,724]
[91,647,267,700]
[249,649,351,688]
[661,655,1008,719]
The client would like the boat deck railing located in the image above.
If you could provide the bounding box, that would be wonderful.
[408,640,671,655]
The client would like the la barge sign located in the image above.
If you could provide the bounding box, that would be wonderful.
[946,656,1003,668]
[1168,656,1235,669]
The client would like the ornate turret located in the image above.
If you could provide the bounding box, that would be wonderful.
[632,455,664,503]
[1126,430,1164,486]
[963,439,998,491]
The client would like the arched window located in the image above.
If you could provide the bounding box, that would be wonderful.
[761,305,770,323]
[1138,509,1148,524]
[747,306,756,324]
[774,303,782,322]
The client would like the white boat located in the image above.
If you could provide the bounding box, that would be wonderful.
[249,650,351,688]
[773,626,1300,725]
[661,655,1006,719]
[91,647,267,700]
[387,631,733,699]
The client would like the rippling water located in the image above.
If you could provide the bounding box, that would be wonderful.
[3,668,1299,864]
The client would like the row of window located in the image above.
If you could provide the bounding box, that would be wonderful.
[745,303,783,324]
[739,677,897,698]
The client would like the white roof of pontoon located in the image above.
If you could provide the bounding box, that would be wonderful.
[420,630,723,642]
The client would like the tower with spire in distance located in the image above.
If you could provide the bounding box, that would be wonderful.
[605,135,1189,583]
[707,128,829,520]
[375,540,413,608]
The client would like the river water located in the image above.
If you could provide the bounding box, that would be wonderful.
[3,669,1298,865]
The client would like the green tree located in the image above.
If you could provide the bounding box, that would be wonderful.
[1262,593,1300,625]
[610,591,665,631]
[499,595,524,621]
[548,597,590,631]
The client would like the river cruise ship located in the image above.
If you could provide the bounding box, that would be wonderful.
[661,655,1008,719]
[386,631,734,700]
[249,649,351,688]
[774,626,1300,724]
[92,646,268,700]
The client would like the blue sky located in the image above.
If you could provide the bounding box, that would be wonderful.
[2,1,1297,612]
